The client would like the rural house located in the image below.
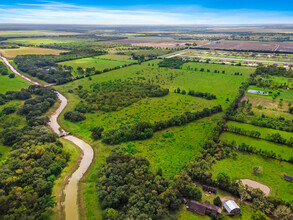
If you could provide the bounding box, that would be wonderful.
[186,200,221,217]
[223,200,241,215]
[202,185,217,194]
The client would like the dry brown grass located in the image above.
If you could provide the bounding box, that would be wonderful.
[0,47,68,58]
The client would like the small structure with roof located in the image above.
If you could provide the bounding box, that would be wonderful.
[247,90,268,95]
[223,200,240,215]
[186,200,221,218]
[202,185,217,194]
[284,175,293,182]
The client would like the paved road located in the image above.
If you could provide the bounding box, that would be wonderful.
[165,51,293,65]
[0,55,94,220]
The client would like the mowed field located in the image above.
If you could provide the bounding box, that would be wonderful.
[212,152,293,202]
[55,59,255,218]
[0,47,68,58]
[0,61,31,93]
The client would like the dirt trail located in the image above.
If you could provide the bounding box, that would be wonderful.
[0,55,94,220]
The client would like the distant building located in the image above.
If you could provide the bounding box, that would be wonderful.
[247,90,268,95]
[224,200,240,215]
[186,200,221,217]
[202,185,217,194]
[284,175,293,182]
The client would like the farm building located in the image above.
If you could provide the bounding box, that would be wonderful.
[202,185,217,194]
[247,90,268,95]
[186,200,221,217]
[284,175,293,182]
[223,200,240,215]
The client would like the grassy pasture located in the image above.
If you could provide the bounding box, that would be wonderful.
[226,121,293,140]
[247,85,293,102]
[4,37,91,45]
[0,47,68,58]
[212,152,293,202]
[0,61,31,93]
[97,54,137,62]
[55,59,255,218]
[221,132,293,160]
[0,30,79,37]
[58,56,134,75]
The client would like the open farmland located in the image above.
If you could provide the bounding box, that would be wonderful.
[221,132,293,161]
[212,152,293,202]
[0,60,31,93]
[4,37,93,45]
[0,30,79,37]
[200,41,293,52]
[58,56,135,75]
[0,47,68,58]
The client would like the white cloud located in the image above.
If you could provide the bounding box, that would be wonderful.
[0,1,292,24]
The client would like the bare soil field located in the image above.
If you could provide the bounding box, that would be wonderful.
[108,39,208,47]
[241,179,271,196]
[201,41,293,52]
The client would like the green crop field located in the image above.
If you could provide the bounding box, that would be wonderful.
[221,132,293,160]
[212,152,293,202]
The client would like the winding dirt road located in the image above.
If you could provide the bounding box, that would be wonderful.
[0,55,94,220]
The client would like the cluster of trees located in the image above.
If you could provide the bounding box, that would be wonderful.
[255,64,293,78]
[76,80,169,112]
[102,105,222,145]
[173,88,217,100]
[98,153,202,219]
[0,61,9,75]
[254,77,291,90]
[14,49,106,84]
[158,57,186,69]
[0,87,68,219]
[64,111,86,122]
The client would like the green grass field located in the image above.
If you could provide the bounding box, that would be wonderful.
[226,121,293,140]
[5,37,92,45]
[212,152,293,202]
[97,54,137,62]
[0,30,79,37]
[0,62,31,93]
[221,132,293,160]
[54,59,257,219]
[58,56,134,74]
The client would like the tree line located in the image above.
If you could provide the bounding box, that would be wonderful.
[174,87,217,100]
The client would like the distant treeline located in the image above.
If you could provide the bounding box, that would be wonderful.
[255,64,293,78]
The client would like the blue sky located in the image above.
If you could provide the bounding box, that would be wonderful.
[1,1,293,24]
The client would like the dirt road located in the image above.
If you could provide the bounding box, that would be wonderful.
[0,55,94,220]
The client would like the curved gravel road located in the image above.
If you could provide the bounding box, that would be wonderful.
[0,55,94,220]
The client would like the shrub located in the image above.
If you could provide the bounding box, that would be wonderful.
[9,73,15,78]
[213,196,222,207]
[64,111,86,122]
[253,166,263,175]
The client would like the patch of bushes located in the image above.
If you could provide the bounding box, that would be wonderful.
[64,111,86,122]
